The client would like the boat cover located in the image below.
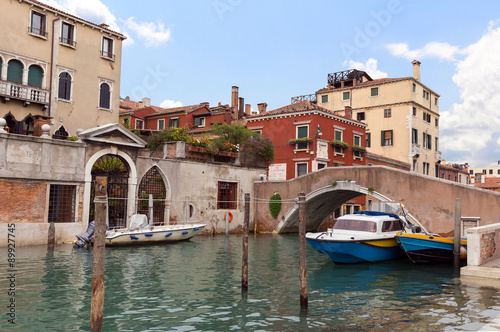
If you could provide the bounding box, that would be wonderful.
[354,211,400,219]
[129,214,148,231]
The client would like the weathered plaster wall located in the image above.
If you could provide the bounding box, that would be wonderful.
[466,224,500,266]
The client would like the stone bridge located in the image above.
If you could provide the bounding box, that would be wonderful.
[253,166,500,234]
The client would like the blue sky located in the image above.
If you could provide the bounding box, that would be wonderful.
[45,0,500,167]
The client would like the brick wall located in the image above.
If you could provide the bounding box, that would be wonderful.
[0,179,46,223]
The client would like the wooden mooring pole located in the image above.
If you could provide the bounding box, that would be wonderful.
[454,198,461,269]
[47,222,55,249]
[298,193,308,311]
[90,176,107,332]
[242,193,250,292]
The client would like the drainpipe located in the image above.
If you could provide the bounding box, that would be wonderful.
[408,105,413,171]
[49,18,60,119]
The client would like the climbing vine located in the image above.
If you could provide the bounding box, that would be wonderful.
[269,193,282,219]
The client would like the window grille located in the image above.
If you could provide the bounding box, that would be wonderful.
[217,182,237,209]
[48,185,76,222]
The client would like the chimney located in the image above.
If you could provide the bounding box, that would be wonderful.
[257,102,267,114]
[218,102,221,106]
[139,101,143,108]
[142,97,151,107]
[412,60,421,82]
[125,96,130,102]
[238,97,244,119]
[344,106,352,119]
[245,104,251,115]
[201,102,209,107]
[99,23,109,29]
[231,86,239,118]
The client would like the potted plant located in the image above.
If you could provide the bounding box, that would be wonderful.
[288,137,312,144]
[330,140,350,149]
[352,145,367,152]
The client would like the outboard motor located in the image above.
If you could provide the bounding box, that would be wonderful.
[74,220,95,248]
[411,225,422,234]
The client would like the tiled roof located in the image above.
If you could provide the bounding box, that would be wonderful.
[473,177,500,189]
[28,0,125,38]
[246,100,363,125]
[120,99,141,111]
[149,104,206,116]
[316,77,411,93]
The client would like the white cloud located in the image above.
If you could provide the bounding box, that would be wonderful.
[440,22,500,164]
[160,100,183,108]
[43,0,120,31]
[124,17,171,47]
[344,58,388,79]
[386,42,461,61]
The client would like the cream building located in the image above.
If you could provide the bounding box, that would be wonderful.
[0,0,124,137]
[315,61,441,177]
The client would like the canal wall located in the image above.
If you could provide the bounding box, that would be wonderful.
[254,166,500,234]
[465,224,500,266]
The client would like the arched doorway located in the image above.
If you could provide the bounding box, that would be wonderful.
[91,155,129,229]
[137,167,167,225]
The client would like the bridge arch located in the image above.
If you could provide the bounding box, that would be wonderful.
[276,181,391,233]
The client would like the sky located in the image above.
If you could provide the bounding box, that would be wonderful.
[43,0,500,168]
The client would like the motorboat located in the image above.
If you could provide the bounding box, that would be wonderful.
[306,211,410,264]
[395,232,467,264]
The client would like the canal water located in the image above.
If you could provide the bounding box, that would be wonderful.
[1,234,500,331]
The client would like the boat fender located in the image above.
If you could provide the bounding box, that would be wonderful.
[194,228,199,231]
[224,212,233,222]
[182,231,189,235]
[145,233,153,237]
[165,233,172,237]
[130,235,139,240]
[460,246,467,259]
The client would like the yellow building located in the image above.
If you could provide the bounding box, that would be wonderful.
[315,61,441,176]
[0,0,125,137]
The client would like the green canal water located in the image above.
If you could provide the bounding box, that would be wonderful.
[1,234,500,331]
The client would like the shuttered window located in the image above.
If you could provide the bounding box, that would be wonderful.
[99,83,110,109]
[169,118,179,128]
[296,125,308,149]
[28,65,43,87]
[7,60,23,83]
[58,72,72,100]
[381,130,393,146]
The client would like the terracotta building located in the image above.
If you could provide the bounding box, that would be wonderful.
[0,0,125,138]
[246,100,367,180]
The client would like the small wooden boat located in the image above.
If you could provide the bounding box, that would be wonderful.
[395,233,467,264]
[306,211,409,264]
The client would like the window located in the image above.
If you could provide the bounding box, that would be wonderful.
[321,95,328,103]
[101,37,114,59]
[370,87,379,97]
[296,125,309,150]
[384,108,391,118]
[61,22,75,47]
[483,169,487,174]
[53,125,69,139]
[381,130,393,146]
[423,90,429,100]
[30,11,47,37]
[334,129,344,154]
[423,112,431,123]
[7,60,23,83]
[296,163,308,177]
[317,163,326,170]
[412,83,416,93]
[366,133,371,147]
[469,170,473,175]
[135,119,144,129]
[169,118,179,128]
[413,160,417,172]
[423,133,432,150]
[413,107,417,117]
[99,83,111,109]
[342,91,350,101]
[490,169,493,175]
[382,220,403,232]
[48,185,76,222]
[217,182,237,209]
[435,118,438,127]
[435,97,438,106]
[435,137,438,150]
[498,170,500,175]
[357,112,365,121]
[410,128,417,144]
[23,115,34,136]
[353,135,362,158]
[123,118,129,126]
[194,117,206,127]
[158,119,165,130]
[27,65,43,87]
[58,72,72,100]
[423,162,430,175]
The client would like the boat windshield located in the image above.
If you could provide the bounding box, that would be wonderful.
[333,219,377,233]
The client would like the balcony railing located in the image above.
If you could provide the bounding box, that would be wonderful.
[435,150,442,162]
[28,26,48,38]
[291,94,317,104]
[60,37,76,47]
[101,50,115,60]
[411,143,421,157]
[0,81,49,106]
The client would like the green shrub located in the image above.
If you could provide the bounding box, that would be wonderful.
[269,193,282,219]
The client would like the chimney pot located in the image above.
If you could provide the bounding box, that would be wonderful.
[231,86,239,119]
[412,60,421,82]
[257,102,268,114]
[344,106,352,119]
[245,104,251,115]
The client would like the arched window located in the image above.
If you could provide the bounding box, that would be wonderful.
[23,115,34,136]
[53,125,69,140]
[58,72,72,100]
[137,167,167,225]
[4,113,17,134]
[7,60,23,83]
[28,65,43,87]
[99,83,110,109]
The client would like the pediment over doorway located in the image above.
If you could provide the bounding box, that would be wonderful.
[78,123,146,148]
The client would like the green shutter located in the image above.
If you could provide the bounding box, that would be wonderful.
[335,130,342,141]
[168,118,173,128]
[7,60,23,83]
[28,65,43,87]
[297,126,308,138]
[194,117,200,126]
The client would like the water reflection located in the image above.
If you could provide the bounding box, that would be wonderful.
[0,234,499,331]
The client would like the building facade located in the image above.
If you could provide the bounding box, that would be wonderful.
[246,100,367,180]
[313,61,441,177]
[0,0,124,138]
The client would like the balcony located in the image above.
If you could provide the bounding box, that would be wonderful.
[411,143,421,157]
[435,150,442,162]
[0,81,49,108]
[291,94,317,104]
